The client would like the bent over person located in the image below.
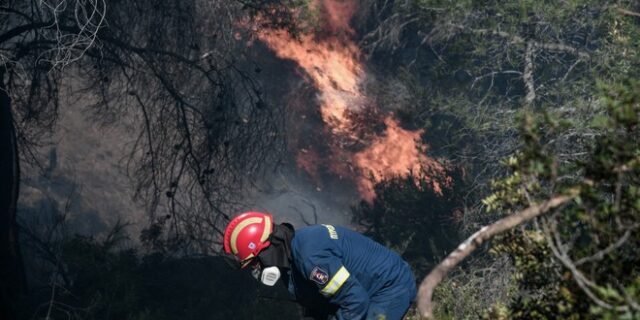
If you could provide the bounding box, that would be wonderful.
[224,211,417,320]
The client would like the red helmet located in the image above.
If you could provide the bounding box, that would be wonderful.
[223,211,273,268]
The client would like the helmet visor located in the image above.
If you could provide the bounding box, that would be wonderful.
[241,257,260,269]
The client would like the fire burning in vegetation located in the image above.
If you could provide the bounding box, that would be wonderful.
[255,0,448,202]
[353,118,447,201]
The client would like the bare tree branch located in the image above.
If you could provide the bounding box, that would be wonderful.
[416,195,573,319]
[616,7,640,18]
[541,217,636,312]
[575,229,632,266]
[462,27,591,60]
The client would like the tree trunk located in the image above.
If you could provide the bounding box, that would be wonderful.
[0,72,26,320]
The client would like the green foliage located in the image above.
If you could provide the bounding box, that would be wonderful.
[358,1,640,318]
[367,0,640,171]
[483,80,640,319]
[432,257,516,320]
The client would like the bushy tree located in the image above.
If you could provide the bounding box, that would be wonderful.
[358,0,640,212]
[2,1,303,317]
[1,0,306,268]
[481,80,639,319]
[414,79,639,320]
[20,218,301,320]
[352,3,640,317]
[352,171,464,278]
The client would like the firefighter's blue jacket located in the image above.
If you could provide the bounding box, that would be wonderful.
[287,225,416,320]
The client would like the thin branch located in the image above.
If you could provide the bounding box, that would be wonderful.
[541,218,630,312]
[575,229,632,266]
[535,42,589,60]
[616,7,640,18]
[562,59,582,82]
[454,25,591,60]
[0,22,52,44]
[416,195,573,319]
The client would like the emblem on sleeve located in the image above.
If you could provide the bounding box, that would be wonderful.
[310,266,329,285]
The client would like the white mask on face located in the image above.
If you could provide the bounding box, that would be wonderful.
[259,266,281,286]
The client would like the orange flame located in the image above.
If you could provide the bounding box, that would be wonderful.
[259,30,364,134]
[256,0,448,202]
[353,118,447,202]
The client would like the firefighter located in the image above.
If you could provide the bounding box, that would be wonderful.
[223,211,417,320]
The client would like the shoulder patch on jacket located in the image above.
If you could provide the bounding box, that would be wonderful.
[309,266,329,285]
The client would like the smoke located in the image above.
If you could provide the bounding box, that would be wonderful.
[242,166,354,227]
